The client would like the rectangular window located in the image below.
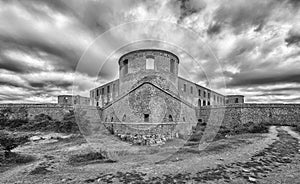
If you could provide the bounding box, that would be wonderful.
[101,88,104,95]
[124,59,128,75]
[144,114,149,122]
[198,89,201,96]
[96,89,99,96]
[208,93,210,99]
[190,86,193,94]
[203,91,206,98]
[235,98,239,103]
[107,85,110,93]
[113,84,116,92]
[146,56,155,70]
[170,59,175,73]
[183,84,186,92]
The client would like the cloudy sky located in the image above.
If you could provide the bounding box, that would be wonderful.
[0,0,300,103]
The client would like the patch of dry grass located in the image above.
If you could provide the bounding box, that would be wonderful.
[0,152,35,173]
[68,151,116,166]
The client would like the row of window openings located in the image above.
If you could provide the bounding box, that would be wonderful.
[122,57,175,74]
[183,85,224,102]
[94,85,116,97]
[197,98,239,106]
[198,100,210,106]
[63,97,80,104]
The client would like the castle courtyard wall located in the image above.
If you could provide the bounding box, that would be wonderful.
[198,104,300,127]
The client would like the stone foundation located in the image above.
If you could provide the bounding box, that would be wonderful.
[103,122,179,145]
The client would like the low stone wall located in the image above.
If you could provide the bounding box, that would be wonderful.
[197,104,300,127]
[0,103,74,121]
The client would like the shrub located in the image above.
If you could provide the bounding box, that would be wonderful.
[0,131,29,154]
[230,122,269,135]
[68,151,112,165]
[16,111,81,134]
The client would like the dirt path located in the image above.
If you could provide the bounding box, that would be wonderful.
[1,126,300,184]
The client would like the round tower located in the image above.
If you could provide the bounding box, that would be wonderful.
[118,49,179,95]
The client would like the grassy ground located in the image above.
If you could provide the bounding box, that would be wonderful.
[0,126,299,183]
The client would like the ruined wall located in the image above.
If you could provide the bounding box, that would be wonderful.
[178,77,226,107]
[225,95,244,104]
[197,104,300,127]
[0,104,74,121]
[90,79,119,107]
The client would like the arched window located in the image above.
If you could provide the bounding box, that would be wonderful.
[198,99,201,107]
[146,55,155,70]
[122,114,126,121]
[168,115,173,122]
[235,98,239,103]
[170,59,175,73]
[203,100,206,106]
[123,59,128,75]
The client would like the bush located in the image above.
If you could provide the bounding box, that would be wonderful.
[11,111,81,134]
[229,122,269,135]
[68,151,113,165]
[0,131,29,154]
[0,152,35,173]
[0,107,82,134]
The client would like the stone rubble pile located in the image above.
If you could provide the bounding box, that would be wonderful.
[115,133,173,146]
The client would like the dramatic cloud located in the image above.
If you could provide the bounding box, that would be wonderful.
[0,0,299,103]
[285,24,300,46]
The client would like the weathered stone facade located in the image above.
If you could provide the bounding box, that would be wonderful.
[93,49,202,143]
[58,95,90,106]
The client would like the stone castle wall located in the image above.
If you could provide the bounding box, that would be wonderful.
[198,104,300,127]
[2,103,299,140]
[0,104,74,121]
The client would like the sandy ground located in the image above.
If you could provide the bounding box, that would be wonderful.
[0,126,300,184]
